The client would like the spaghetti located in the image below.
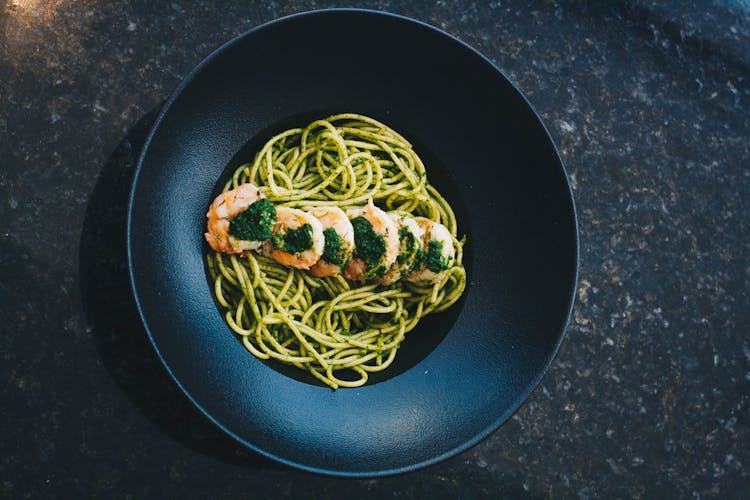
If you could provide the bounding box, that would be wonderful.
[206,114,466,388]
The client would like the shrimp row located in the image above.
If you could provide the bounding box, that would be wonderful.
[205,183,456,284]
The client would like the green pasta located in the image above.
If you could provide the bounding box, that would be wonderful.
[206,113,467,389]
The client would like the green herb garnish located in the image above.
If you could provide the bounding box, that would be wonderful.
[273,224,314,254]
[425,240,449,273]
[351,216,387,279]
[228,198,276,241]
[396,225,419,268]
[322,228,350,267]
[412,246,425,272]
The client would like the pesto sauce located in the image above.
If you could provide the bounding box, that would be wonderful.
[425,240,449,273]
[228,198,276,241]
[273,224,314,254]
[412,246,425,272]
[321,227,350,267]
[396,226,410,264]
[351,216,387,279]
[397,226,417,267]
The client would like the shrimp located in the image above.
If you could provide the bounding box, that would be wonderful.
[379,213,425,285]
[263,207,325,270]
[205,183,270,254]
[308,206,355,278]
[405,218,456,285]
[343,199,399,282]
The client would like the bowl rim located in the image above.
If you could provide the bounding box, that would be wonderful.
[126,7,579,477]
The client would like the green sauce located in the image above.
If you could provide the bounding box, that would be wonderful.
[396,225,420,269]
[425,240,449,273]
[322,228,350,267]
[351,216,387,279]
[228,198,276,241]
[273,224,314,254]
[413,246,425,272]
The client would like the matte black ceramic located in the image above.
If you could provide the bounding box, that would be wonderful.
[128,9,578,476]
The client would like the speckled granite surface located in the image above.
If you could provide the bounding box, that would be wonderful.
[1,0,749,497]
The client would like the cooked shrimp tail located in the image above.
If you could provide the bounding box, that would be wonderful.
[204,183,274,254]
[308,206,355,277]
[405,218,456,285]
[264,207,325,270]
[343,199,399,282]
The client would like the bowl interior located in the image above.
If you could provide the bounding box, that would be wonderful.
[128,10,577,476]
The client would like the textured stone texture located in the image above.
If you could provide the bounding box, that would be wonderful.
[1,0,748,497]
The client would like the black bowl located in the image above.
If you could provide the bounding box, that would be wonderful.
[128,9,578,476]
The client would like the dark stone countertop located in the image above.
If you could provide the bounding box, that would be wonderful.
[1,1,748,497]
